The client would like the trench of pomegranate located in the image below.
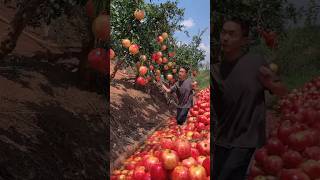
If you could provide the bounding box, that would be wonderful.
[109,73,178,173]
[110,118,168,172]
[110,88,211,179]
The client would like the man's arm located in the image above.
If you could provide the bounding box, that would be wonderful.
[258,66,288,97]
[192,91,197,106]
[161,83,171,93]
[158,79,176,94]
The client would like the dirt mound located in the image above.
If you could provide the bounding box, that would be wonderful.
[0,56,107,179]
[110,63,175,171]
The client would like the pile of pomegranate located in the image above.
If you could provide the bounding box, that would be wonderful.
[111,88,211,180]
[249,77,320,180]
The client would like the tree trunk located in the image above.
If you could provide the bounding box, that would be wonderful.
[78,17,95,82]
[0,0,41,60]
[110,59,124,80]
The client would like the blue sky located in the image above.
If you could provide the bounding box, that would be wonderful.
[148,0,210,64]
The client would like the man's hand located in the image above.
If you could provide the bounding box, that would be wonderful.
[158,80,171,93]
[156,79,163,87]
[259,66,288,97]
[259,66,273,82]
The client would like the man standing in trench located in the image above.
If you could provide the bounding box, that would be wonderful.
[212,18,288,180]
[160,66,195,126]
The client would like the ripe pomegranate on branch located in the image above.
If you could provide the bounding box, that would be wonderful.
[257,27,278,49]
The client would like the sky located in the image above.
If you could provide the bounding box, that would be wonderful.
[148,0,211,65]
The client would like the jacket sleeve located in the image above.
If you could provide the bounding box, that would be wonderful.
[170,82,178,93]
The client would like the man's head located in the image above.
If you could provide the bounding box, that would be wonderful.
[178,66,189,80]
[220,18,249,57]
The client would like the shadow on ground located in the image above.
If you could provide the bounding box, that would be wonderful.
[0,54,106,95]
[0,54,108,179]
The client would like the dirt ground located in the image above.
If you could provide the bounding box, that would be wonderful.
[0,4,110,178]
[0,55,108,179]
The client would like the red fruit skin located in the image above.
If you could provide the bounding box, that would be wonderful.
[196,122,206,131]
[174,140,191,160]
[88,48,108,74]
[198,109,205,115]
[182,157,197,168]
[93,14,110,41]
[249,163,265,178]
[288,130,317,152]
[143,172,151,180]
[150,163,167,180]
[160,149,179,170]
[86,0,94,17]
[188,165,207,180]
[202,157,210,176]
[300,160,320,179]
[303,146,320,161]
[262,156,283,176]
[191,148,200,159]
[255,148,268,165]
[193,105,199,111]
[160,138,174,150]
[125,161,136,170]
[171,166,190,180]
[279,169,310,180]
[152,53,158,61]
[110,175,117,180]
[261,31,277,49]
[126,175,134,180]
[196,141,210,156]
[190,110,199,117]
[154,150,162,159]
[136,77,146,86]
[139,66,148,76]
[196,156,207,165]
[197,115,207,124]
[133,166,146,180]
[144,156,160,172]
[281,150,303,169]
[266,138,286,155]
[278,120,296,145]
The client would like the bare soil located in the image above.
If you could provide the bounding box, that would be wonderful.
[0,55,108,180]
[0,5,108,179]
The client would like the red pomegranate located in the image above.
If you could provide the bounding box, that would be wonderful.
[85,0,94,18]
[88,48,108,74]
[92,13,110,41]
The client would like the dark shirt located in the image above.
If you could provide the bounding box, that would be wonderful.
[170,78,194,108]
[213,52,278,148]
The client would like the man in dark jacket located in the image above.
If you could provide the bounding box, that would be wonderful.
[212,18,288,180]
[160,66,195,125]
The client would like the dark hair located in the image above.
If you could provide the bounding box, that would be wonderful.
[224,17,250,37]
[179,66,189,73]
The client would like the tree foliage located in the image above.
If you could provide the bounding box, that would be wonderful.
[110,0,206,81]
